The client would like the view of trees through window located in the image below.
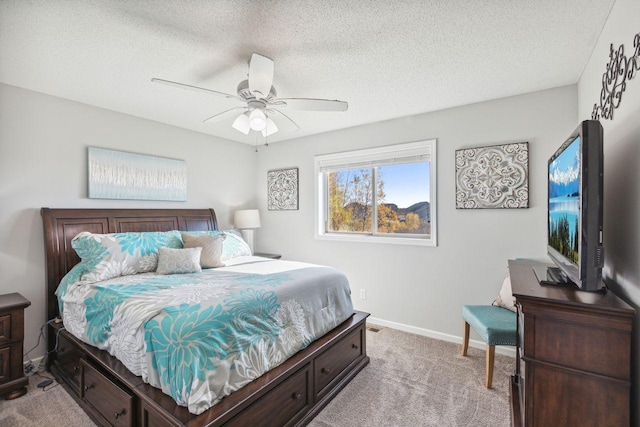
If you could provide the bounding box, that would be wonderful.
[327,162,430,236]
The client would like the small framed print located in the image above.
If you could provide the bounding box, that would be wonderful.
[267,167,299,211]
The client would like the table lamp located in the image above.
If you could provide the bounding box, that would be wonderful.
[234,209,261,253]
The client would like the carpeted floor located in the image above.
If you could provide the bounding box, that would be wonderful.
[309,326,512,427]
[0,373,94,426]
[0,327,513,426]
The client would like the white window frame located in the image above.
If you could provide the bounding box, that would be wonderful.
[314,139,437,247]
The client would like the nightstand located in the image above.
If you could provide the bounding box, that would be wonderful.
[0,292,31,400]
[254,252,282,259]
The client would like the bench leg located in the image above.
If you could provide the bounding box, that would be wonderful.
[462,321,470,356]
[486,344,495,388]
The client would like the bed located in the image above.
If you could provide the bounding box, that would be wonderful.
[42,207,369,427]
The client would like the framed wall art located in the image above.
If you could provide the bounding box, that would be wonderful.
[267,167,299,210]
[455,142,529,209]
[88,147,187,201]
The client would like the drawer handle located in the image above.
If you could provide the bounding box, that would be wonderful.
[352,343,359,350]
[114,409,126,419]
[321,367,331,375]
[73,366,79,372]
[84,384,94,391]
[291,392,302,401]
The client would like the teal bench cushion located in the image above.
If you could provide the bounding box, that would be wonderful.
[462,305,516,346]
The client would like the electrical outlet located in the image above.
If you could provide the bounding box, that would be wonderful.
[24,362,34,375]
[359,289,366,299]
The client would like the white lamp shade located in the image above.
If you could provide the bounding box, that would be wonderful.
[261,117,279,137]
[234,209,261,229]
[232,112,251,134]
[249,109,267,131]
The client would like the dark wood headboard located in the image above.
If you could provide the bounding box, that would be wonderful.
[41,208,218,322]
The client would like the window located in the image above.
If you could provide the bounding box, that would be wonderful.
[315,140,437,246]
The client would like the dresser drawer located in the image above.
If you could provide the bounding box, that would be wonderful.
[81,360,134,427]
[223,364,311,427]
[55,332,83,394]
[315,325,364,395]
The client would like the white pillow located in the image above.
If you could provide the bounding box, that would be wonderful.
[156,247,202,275]
[492,270,516,312]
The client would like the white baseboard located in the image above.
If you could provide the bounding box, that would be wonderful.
[367,316,516,357]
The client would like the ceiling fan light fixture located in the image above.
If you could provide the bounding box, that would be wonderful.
[232,111,251,134]
[249,109,267,131]
[261,117,279,137]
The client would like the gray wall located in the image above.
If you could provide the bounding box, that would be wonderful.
[577,0,640,422]
[255,85,577,342]
[0,83,257,358]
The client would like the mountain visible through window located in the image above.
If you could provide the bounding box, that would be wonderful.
[328,162,430,236]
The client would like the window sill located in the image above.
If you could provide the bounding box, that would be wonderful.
[315,232,436,247]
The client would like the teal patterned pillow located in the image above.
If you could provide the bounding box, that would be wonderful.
[181,230,251,263]
[72,230,183,283]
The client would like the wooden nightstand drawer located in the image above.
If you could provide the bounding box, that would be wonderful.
[0,346,10,382]
[0,315,11,344]
[0,293,30,400]
[315,325,364,395]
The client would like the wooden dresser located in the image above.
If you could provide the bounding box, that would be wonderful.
[0,293,31,400]
[508,260,634,427]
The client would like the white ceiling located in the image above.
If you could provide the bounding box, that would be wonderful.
[0,0,614,145]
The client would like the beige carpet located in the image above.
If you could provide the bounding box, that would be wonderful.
[310,326,512,427]
[0,327,512,426]
[0,373,94,426]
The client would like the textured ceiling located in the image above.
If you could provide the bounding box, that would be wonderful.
[0,0,614,145]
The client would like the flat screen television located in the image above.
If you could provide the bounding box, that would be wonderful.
[534,120,605,291]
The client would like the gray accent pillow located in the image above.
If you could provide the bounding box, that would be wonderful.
[182,233,227,268]
[156,247,202,275]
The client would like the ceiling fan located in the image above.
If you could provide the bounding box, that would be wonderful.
[152,53,348,137]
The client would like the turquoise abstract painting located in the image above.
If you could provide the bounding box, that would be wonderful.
[88,147,187,201]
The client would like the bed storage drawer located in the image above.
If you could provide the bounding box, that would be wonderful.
[314,324,364,395]
[223,364,311,427]
[54,331,83,395]
[81,360,134,427]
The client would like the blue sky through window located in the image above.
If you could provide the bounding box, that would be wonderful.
[379,162,430,208]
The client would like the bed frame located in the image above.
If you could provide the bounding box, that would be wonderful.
[41,207,369,427]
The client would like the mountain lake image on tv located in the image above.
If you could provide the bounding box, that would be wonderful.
[548,136,580,264]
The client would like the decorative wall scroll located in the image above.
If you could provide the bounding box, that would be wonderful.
[88,147,187,201]
[455,142,529,209]
[267,167,299,210]
[592,33,640,121]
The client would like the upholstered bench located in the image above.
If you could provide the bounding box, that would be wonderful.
[462,305,517,388]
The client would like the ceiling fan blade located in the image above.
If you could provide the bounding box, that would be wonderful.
[152,78,244,102]
[248,54,274,99]
[278,98,348,111]
[267,109,300,133]
[203,107,246,123]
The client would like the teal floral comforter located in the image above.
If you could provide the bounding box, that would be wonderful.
[57,260,353,414]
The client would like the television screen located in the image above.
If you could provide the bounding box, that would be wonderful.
[541,120,604,292]
[548,136,580,265]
